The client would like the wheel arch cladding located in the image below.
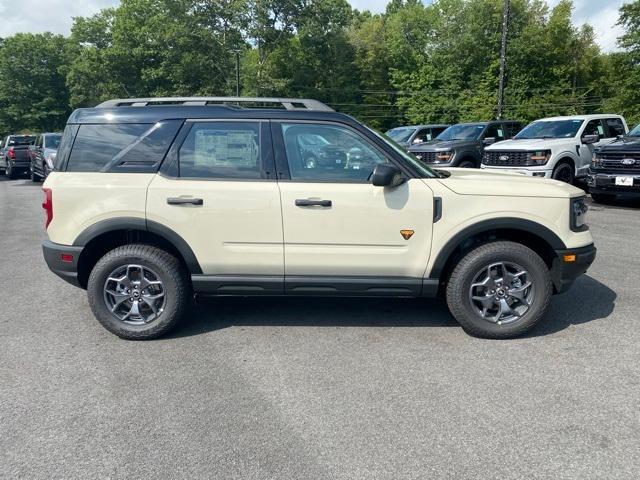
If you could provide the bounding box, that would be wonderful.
[430,218,565,280]
[73,218,202,288]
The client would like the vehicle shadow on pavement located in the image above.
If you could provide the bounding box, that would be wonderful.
[528,275,616,337]
[170,296,457,338]
[587,195,640,210]
[169,274,615,339]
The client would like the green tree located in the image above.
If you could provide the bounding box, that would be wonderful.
[0,33,72,133]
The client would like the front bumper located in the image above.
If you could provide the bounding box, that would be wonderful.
[42,240,84,288]
[586,170,640,195]
[480,164,552,178]
[550,244,597,294]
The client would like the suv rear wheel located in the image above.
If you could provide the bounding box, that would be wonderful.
[87,244,190,340]
[446,241,552,339]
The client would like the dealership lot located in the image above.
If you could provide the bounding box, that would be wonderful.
[1,176,639,479]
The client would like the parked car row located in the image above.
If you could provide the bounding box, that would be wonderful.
[387,114,639,202]
[0,132,61,181]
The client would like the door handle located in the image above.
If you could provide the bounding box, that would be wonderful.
[167,197,204,206]
[295,199,332,207]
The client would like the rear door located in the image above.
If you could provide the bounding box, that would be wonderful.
[146,120,284,290]
[273,120,434,295]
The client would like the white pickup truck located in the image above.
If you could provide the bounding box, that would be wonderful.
[481,115,628,183]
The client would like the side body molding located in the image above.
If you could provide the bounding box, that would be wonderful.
[72,217,203,274]
[428,217,567,279]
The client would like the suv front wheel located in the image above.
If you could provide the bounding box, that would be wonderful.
[87,245,190,340]
[446,241,552,339]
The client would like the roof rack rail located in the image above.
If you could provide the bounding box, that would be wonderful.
[96,96,334,112]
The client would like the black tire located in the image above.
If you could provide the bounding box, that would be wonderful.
[458,159,476,168]
[87,244,191,340]
[30,167,41,182]
[446,241,552,339]
[552,162,574,184]
[591,192,616,204]
[7,165,17,179]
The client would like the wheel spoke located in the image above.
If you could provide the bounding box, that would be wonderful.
[106,289,129,310]
[508,282,532,305]
[104,264,166,325]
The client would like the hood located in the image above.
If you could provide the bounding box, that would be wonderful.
[597,136,640,151]
[486,138,575,150]
[409,139,477,152]
[436,168,584,198]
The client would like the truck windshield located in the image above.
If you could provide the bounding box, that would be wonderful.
[436,124,485,141]
[385,127,417,143]
[515,119,584,139]
[366,126,438,178]
[627,124,640,137]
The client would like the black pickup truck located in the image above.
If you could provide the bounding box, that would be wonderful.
[587,124,640,202]
[1,134,36,179]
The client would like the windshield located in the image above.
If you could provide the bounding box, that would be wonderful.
[436,124,485,141]
[627,124,640,137]
[7,135,36,146]
[515,119,584,139]
[385,127,417,143]
[45,134,62,149]
[367,126,437,178]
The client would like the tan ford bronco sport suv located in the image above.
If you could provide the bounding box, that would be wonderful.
[42,97,596,340]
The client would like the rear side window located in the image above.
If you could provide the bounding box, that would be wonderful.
[604,118,625,138]
[178,122,261,179]
[66,121,181,172]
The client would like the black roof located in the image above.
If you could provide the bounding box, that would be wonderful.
[67,105,360,126]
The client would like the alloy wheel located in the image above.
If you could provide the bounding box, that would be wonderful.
[468,261,534,325]
[103,264,166,325]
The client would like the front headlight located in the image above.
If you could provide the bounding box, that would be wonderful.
[45,153,56,169]
[571,197,589,232]
[528,150,551,166]
[435,150,454,163]
[591,152,603,168]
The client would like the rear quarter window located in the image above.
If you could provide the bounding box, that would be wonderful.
[66,121,181,172]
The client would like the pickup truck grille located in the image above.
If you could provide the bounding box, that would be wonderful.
[599,152,640,170]
[483,151,530,166]
[412,151,436,163]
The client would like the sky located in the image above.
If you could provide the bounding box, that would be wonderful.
[0,0,630,53]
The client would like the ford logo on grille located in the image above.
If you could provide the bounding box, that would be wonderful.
[621,158,636,165]
[499,155,510,161]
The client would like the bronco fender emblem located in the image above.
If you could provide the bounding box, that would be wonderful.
[400,230,414,240]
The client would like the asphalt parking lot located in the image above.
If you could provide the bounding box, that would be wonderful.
[1,175,639,479]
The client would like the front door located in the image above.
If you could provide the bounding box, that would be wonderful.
[146,120,284,288]
[274,121,434,295]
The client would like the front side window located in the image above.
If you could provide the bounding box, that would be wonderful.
[583,119,605,138]
[485,124,505,141]
[281,123,387,182]
[515,119,584,139]
[413,129,433,144]
[178,122,261,179]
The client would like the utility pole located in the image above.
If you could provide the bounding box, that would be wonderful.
[497,0,510,119]
[235,50,241,97]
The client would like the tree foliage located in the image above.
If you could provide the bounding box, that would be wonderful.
[1,0,640,135]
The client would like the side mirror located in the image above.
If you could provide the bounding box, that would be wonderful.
[582,134,599,145]
[372,164,405,187]
[483,137,496,146]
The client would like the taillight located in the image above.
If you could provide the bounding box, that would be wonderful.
[8,147,15,159]
[42,188,53,228]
